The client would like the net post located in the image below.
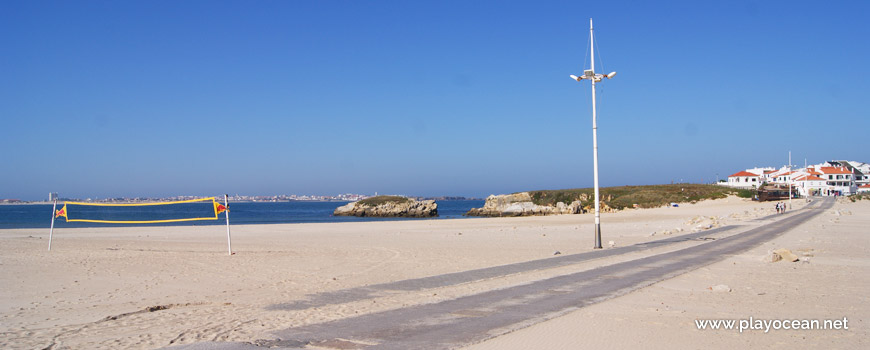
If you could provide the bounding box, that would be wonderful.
[224,194,232,256]
[48,198,57,251]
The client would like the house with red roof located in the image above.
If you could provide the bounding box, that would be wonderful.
[818,166,856,195]
[805,167,824,176]
[761,169,778,182]
[719,160,866,196]
[771,170,795,184]
[793,175,827,197]
[726,170,762,189]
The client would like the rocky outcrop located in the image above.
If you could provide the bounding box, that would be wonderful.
[334,198,438,218]
[465,192,584,217]
[766,248,800,263]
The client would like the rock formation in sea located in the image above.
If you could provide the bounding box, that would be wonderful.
[465,192,593,217]
[333,196,438,218]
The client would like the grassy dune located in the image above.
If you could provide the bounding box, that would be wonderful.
[527,184,748,209]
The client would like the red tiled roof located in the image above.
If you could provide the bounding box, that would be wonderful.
[860,184,870,188]
[820,167,851,174]
[729,171,759,177]
[796,175,826,181]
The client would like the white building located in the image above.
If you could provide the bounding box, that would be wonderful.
[722,159,866,196]
[847,162,870,187]
[768,168,795,184]
[726,170,762,189]
[817,166,855,195]
[793,175,827,197]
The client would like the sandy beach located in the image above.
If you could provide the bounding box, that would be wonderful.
[1,196,867,349]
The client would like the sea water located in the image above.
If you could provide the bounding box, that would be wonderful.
[0,200,485,229]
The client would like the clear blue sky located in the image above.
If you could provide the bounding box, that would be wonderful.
[2,1,868,200]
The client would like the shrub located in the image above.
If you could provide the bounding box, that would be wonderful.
[736,189,755,198]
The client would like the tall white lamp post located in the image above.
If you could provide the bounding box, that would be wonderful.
[570,18,616,249]
[788,151,794,210]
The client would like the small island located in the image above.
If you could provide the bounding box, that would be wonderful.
[334,196,438,218]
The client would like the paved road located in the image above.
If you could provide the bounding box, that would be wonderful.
[172,198,832,350]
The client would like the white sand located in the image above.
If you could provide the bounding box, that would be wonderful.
[465,198,870,349]
[1,196,865,349]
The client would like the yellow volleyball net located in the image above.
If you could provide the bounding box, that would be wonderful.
[54,197,227,224]
[48,195,233,255]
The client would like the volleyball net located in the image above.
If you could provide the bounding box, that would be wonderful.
[54,197,227,224]
[49,196,233,255]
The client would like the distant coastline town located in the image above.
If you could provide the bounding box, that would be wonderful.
[5,159,867,205]
[721,159,870,197]
[1,193,479,205]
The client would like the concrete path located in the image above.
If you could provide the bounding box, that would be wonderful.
[267,224,738,312]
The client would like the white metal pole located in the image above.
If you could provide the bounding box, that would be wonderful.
[48,198,57,251]
[788,151,793,210]
[224,194,232,255]
[590,18,602,249]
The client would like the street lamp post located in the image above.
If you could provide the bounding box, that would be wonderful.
[788,151,794,210]
[570,18,616,249]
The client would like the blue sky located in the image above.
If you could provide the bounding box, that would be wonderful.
[2,1,868,200]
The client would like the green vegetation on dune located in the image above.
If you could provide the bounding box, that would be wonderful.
[526,184,743,209]
[735,189,755,199]
[357,195,411,206]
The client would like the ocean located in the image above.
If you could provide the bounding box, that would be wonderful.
[0,200,485,229]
